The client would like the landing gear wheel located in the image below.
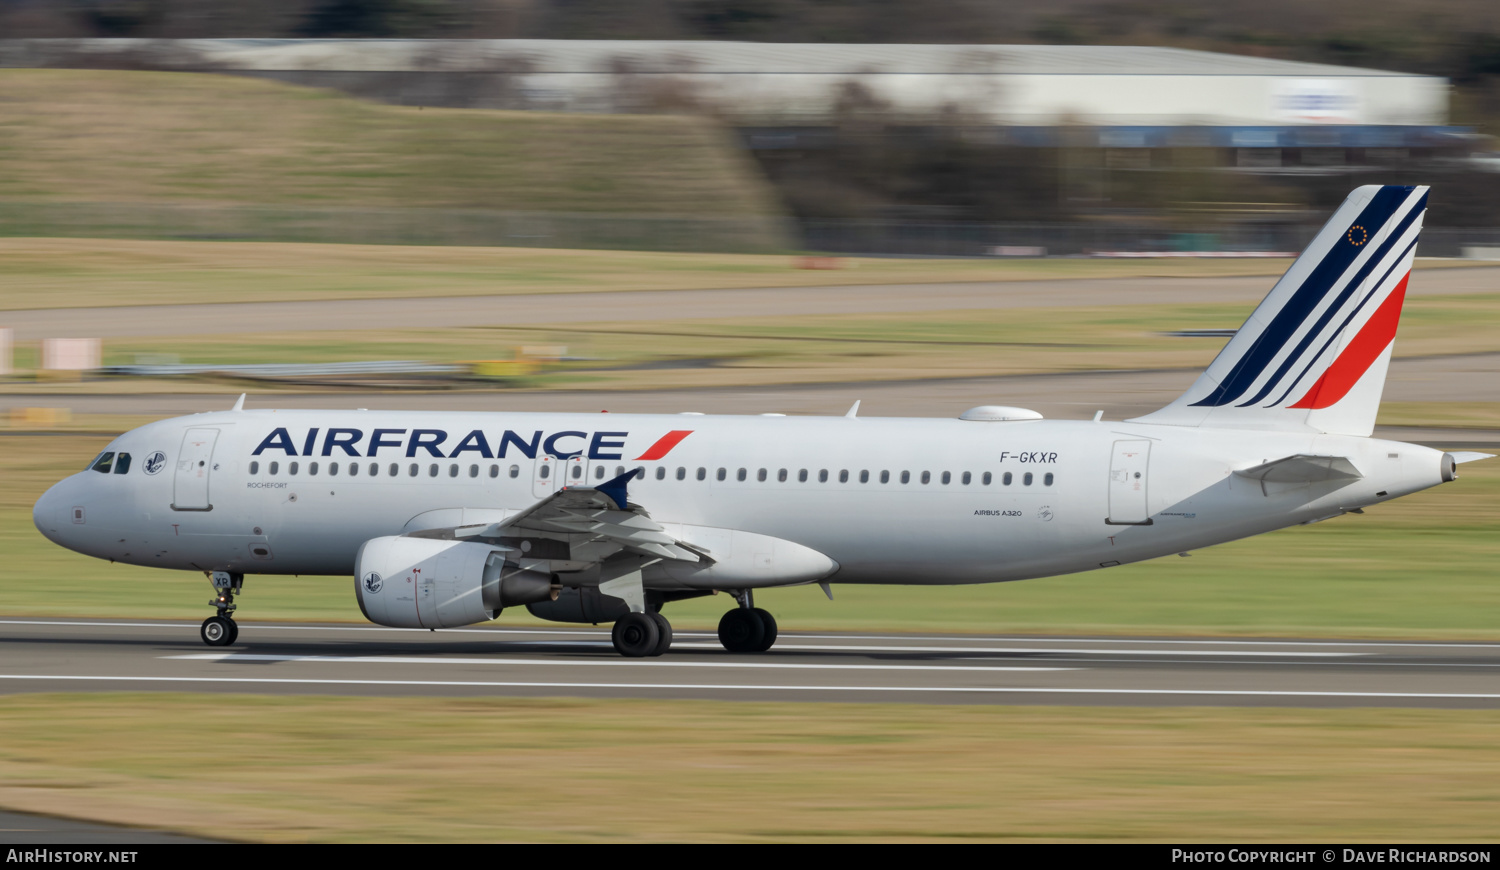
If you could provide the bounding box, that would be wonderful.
[612,612,660,658]
[718,608,766,653]
[750,608,777,652]
[200,616,235,647]
[647,612,673,657]
[225,619,239,645]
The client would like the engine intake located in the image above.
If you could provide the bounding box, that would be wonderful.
[354,536,557,629]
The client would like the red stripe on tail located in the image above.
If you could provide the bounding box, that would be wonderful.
[635,430,694,460]
[1289,272,1409,410]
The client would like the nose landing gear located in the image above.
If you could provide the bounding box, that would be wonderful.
[201,571,242,647]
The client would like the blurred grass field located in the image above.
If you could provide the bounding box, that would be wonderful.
[6,290,1499,394]
[0,236,1319,311]
[5,434,1497,637]
[1,695,1497,842]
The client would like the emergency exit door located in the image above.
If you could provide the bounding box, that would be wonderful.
[532,455,590,497]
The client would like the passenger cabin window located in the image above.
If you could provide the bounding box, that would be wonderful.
[573,464,585,480]
[717,468,726,481]
[470,464,480,478]
[921,471,931,484]
[737,468,747,482]
[348,462,358,476]
[91,452,115,474]
[509,465,519,478]
[677,467,687,481]
[778,468,787,482]
[819,469,828,483]
[1003,472,1013,486]
[1024,472,1033,486]
[595,466,605,480]
[900,470,910,484]
[982,472,992,485]
[880,470,889,484]
[656,467,666,481]
[961,471,971,485]
[941,471,951,485]
[838,470,849,483]
[1044,472,1054,486]
[489,464,499,478]
[289,461,299,476]
[368,462,378,477]
[757,468,767,482]
[798,469,808,482]
[859,470,869,483]
[248,460,259,475]
[428,464,438,477]
[309,461,320,476]
[269,461,279,476]
[697,467,707,481]
[449,464,459,478]
[390,463,399,477]
[113,453,131,474]
[539,465,550,479]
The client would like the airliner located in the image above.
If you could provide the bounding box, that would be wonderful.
[32,185,1492,656]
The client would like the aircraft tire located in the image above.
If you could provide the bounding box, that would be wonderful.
[750,608,777,652]
[718,608,766,653]
[225,619,239,645]
[200,616,234,647]
[647,612,673,656]
[612,612,660,658]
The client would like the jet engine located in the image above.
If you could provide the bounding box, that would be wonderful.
[354,536,557,629]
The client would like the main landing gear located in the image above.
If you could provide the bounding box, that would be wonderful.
[611,610,673,657]
[718,590,777,653]
[603,589,777,657]
[200,571,242,647]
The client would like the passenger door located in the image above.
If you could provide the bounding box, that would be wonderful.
[1106,439,1152,525]
[172,428,219,511]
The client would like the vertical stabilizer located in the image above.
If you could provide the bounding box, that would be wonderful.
[1128,184,1426,436]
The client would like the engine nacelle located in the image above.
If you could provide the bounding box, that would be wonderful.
[354,536,557,629]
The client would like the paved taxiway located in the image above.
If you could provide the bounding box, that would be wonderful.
[3,618,1498,709]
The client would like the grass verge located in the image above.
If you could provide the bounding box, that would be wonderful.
[0,237,1320,311]
[0,694,1496,842]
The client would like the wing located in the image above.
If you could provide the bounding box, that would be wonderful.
[408,470,708,565]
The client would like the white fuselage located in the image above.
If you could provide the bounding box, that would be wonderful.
[34,408,1453,589]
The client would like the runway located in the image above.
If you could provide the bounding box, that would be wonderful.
[3,618,1498,709]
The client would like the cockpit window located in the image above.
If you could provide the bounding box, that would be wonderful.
[113,453,132,474]
[90,452,115,474]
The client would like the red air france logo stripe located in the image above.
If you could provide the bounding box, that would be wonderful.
[1289,272,1409,410]
[635,430,694,460]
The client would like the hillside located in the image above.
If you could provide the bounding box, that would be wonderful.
[0,69,788,249]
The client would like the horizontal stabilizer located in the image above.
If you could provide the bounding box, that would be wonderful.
[1450,452,1496,465]
[1234,454,1362,484]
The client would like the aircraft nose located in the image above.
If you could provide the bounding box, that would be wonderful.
[33,475,79,547]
